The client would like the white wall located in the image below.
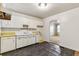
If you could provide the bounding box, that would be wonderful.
[1,11,43,28]
[43,7,79,51]
[0,11,43,37]
[13,12,43,28]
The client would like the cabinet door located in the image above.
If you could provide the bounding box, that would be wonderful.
[36,35,40,43]
[27,37,36,45]
[26,37,32,45]
[17,37,28,48]
[31,37,36,44]
[1,37,15,53]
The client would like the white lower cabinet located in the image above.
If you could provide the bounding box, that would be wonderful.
[16,36,36,48]
[0,35,37,53]
[27,37,36,45]
[1,37,15,53]
[16,36,28,48]
[31,37,36,44]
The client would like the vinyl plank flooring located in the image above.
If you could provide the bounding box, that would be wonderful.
[2,42,74,56]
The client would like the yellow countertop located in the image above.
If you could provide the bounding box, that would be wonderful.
[0,31,16,37]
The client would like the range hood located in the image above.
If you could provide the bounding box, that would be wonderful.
[0,11,11,20]
[0,4,11,20]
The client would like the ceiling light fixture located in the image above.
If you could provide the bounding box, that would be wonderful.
[38,3,48,9]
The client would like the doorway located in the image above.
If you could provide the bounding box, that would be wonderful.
[49,20,60,44]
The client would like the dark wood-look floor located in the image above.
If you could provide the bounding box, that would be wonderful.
[2,42,74,56]
[60,46,74,56]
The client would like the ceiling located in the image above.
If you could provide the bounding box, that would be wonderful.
[3,3,79,19]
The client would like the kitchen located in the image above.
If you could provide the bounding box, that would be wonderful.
[0,4,44,54]
[0,3,79,56]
